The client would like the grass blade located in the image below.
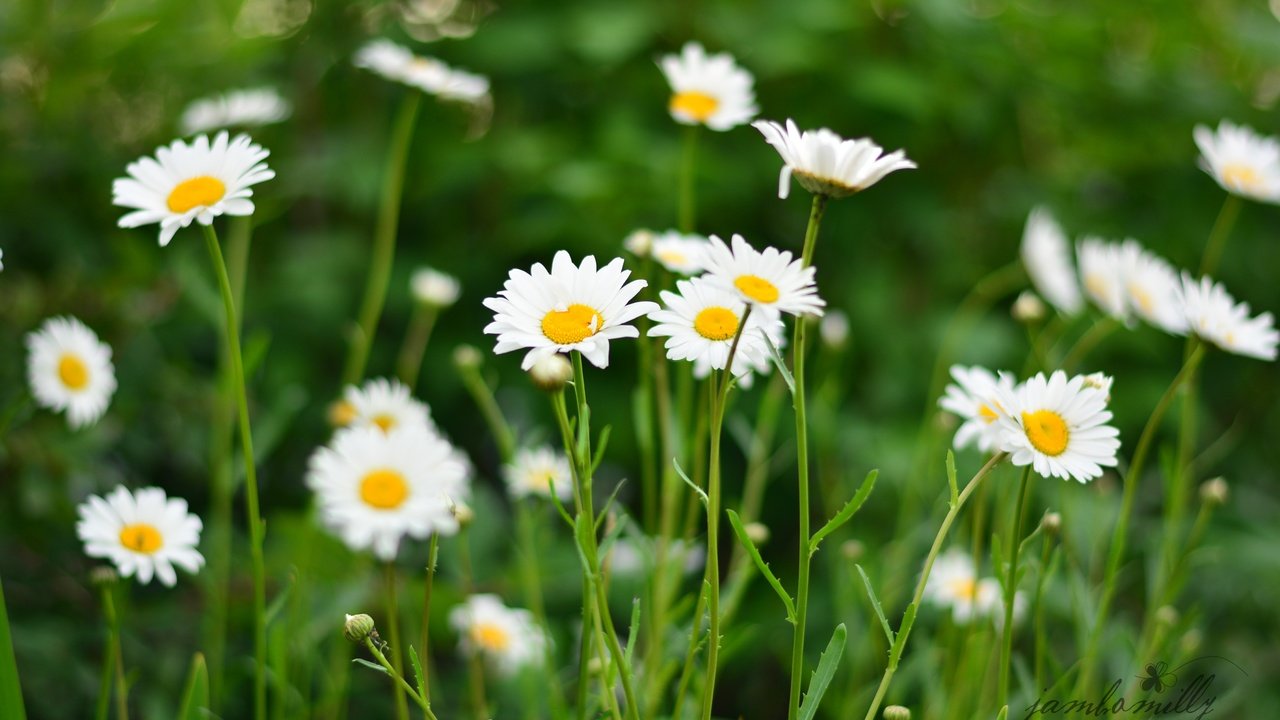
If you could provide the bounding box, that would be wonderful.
[0,578,26,720]
[177,653,209,720]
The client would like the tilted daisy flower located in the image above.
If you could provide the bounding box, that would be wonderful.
[505,446,573,500]
[26,316,117,428]
[1076,238,1128,321]
[1176,274,1278,360]
[1116,240,1186,333]
[658,42,758,131]
[1192,120,1280,204]
[354,38,490,104]
[650,230,712,275]
[937,365,1015,453]
[180,87,291,135]
[307,425,470,560]
[112,131,274,246]
[753,119,915,199]
[334,377,435,434]
[702,233,825,318]
[411,266,461,308]
[992,370,1121,483]
[483,251,658,370]
[648,276,784,380]
[1021,207,1082,315]
[449,594,548,675]
[76,486,204,587]
[923,549,986,624]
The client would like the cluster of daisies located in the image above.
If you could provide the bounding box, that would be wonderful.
[924,549,1027,628]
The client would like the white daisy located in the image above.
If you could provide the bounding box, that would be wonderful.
[648,276,784,382]
[179,87,291,135]
[923,549,986,624]
[753,118,915,199]
[76,486,204,587]
[411,266,461,307]
[1076,238,1128,321]
[335,377,435,434]
[937,365,1015,453]
[1081,372,1114,402]
[1192,120,1280,204]
[482,251,658,370]
[354,39,490,104]
[992,370,1121,483]
[112,131,275,246]
[1021,207,1083,315]
[658,42,758,131]
[623,228,655,258]
[306,425,469,560]
[449,594,548,676]
[974,578,1027,630]
[702,233,825,318]
[1116,240,1186,333]
[505,446,573,500]
[1176,274,1278,360]
[26,316,117,428]
[650,231,712,275]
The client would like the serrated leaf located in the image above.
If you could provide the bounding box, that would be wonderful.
[810,469,877,555]
[727,510,795,622]
[856,565,894,645]
[624,599,641,665]
[352,658,390,676]
[761,331,796,396]
[797,625,847,720]
[177,653,208,720]
[408,645,426,701]
[888,603,918,670]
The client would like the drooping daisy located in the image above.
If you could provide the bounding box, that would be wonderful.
[505,446,573,500]
[992,370,1121,483]
[648,276,783,381]
[483,251,658,370]
[753,119,915,199]
[937,365,1015,453]
[658,42,757,131]
[1076,238,1128,321]
[26,316,117,428]
[411,267,461,308]
[76,486,204,587]
[449,594,548,675]
[354,39,490,104]
[112,131,275,246]
[1176,274,1278,360]
[1116,240,1186,333]
[335,377,435,434]
[180,87,291,135]
[1021,207,1083,316]
[702,233,824,318]
[1192,120,1280,204]
[650,231,712,275]
[923,549,986,623]
[306,425,469,560]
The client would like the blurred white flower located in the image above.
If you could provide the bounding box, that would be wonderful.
[506,446,573,500]
[354,39,490,104]
[1021,207,1082,315]
[975,578,1027,630]
[702,233,825,318]
[1076,238,1128,321]
[648,276,783,381]
[411,266,461,307]
[27,316,117,428]
[659,42,757,131]
[76,486,204,587]
[1011,291,1047,323]
[180,87,291,135]
[753,119,915,199]
[1193,120,1280,204]
[1117,240,1187,334]
[1176,274,1278,360]
[992,370,1121,483]
[924,550,984,623]
[449,594,548,675]
[1081,372,1114,402]
[650,231,712,275]
[337,377,435,434]
[623,228,655,257]
[937,365,1015,453]
[819,310,850,348]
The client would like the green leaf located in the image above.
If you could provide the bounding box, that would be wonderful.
[595,478,628,532]
[797,624,847,720]
[590,425,612,475]
[0,579,26,720]
[624,599,641,666]
[946,450,958,509]
[408,645,426,701]
[888,603,918,670]
[264,568,297,628]
[352,658,390,676]
[996,706,1008,720]
[545,484,576,529]
[177,653,208,720]
[726,510,795,622]
[672,459,707,506]
[855,565,894,645]
[761,332,796,396]
[809,469,878,556]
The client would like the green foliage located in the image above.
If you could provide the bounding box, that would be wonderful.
[0,579,26,720]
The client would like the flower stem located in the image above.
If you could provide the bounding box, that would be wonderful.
[678,125,699,233]
[458,358,517,462]
[515,501,568,720]
[420,533,439,713]
[458,525,489,720]
[1199,193,1243,278]
[1059,316,1118,372]
[996,466,1032,709]
[396,303,439,393]
[98,581,128,720]
[201,224,267,720]
[384,563,410,720]
[363,637,438,720]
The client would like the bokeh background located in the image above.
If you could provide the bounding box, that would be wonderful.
[2,0,1279,717]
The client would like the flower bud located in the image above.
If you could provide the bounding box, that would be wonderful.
[745,522,770,546]
[1200,477,1228,506]
[452,344,482,370]
[884,705,912,720]
[411,267,461,308]
[1081,372,1113,402]
[451,500,475,526]
[1011,291,1046,323]
[1155,605,1179,627]
[344,613,376,644]
[841,539,865,562]
[529,354,573,392]
[623,229,654,257]
[90,566,118,586]
[1041,511,1062,535]
[327,399,357,428]
[820,311,850,349]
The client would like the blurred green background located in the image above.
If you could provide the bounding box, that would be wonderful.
[2,0,1279,717]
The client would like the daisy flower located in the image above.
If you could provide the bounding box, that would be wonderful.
[623,228,655,258]
[449,594,548,675]
[992,370,1121,483]
[650,230,712,275]
[1116,240,1186,333]
[1020,207,1083,315]
[335,377,435,434]
[411,266,461,307]
[648,276,784,381]
[76,486,204,587]
[1076,238,1128,321]
[658,42,758,131]
[112,131,275,246]
[306,425,470,560]
[753,119,915,199]
[702,233,825,318]
[180,87,291,135]
[505,446,573,500]
[923,549,986,624]
[937,365,1015,453]
[354,39,490,104]
[26,316,117,428]
[1081,372,1114,401]
[482,251,658,370]
[974,578,1027,630]
[1176,274,1278,360]
[1192,120,1280,204]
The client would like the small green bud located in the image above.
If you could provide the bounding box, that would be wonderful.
[1200,477,1228,506]
[884,705,912,720]
[344,613,376,644]
[452,344,482,370]
[89,566,118,586]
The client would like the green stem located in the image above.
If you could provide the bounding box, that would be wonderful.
[363,637,437,720]
[420,534,438,712]
[458,526,489,720]
[396,304,439,393]
[384,564,409,720]
[997,467,1033,709]
[678,125,699,233]
[1059,316,1118,372]
[343,91,423,386]
[515,502,567,720]
[1199,193,1243,278]
[457,360,517,462]
[99,582,128,720]
[1032,532,1054,695]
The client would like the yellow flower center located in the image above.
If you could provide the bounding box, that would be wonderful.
[58,353,90,390]
[118,523,164,554]
[734,275,780,304]
[977,403,999,424]
[1022,410,1070,457]
[472,622,511,651]
[1128,282,1154,314]
[693,306,740,341]
[166,176,227,214]
[1220,163,1262,192]
[541,304,603,345]
[528,470,556,493]
[371,413,397,433]
[948,577,977,600]
[657,249,688,267]
[360,468,410,510]
[669,91,720,122]
[1084,274,1109,300]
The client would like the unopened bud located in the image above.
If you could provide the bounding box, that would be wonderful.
[410,267,461,308]
[841,539,865,562]
[1180,628,1202,656]
[529,354,573,392]
[344,613,375,644]
[451,500,475,526]
[587,655,608,675]
[452,344,483,370]
[1155,605,1179,627]
[1041,512,1062,535]
[819,311,850,349]
[90,566,118,586]
[884,705,912,720]
[745,522,770,546]
[1011,291,1046,323]
[623,229,654,257]
[1200,477,1228,506]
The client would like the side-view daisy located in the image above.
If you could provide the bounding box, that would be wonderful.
[354,38,490,104]
[658,42,758,131]
[1176,274,1278,361]
[27,316,117,428]
[992,370,1121,483]
[938,365,1015,453]
[1116,240,1186,334]
[180,87,291,135]
[76,486,205,587]
[650,230,712,275]
[648,276,784,380]
[923,549,986,624]
[702,233,824,318]
[112,131,275,246]
[1076,238,1128,321]
[753,119,915,199]
[334,377,435,434]
[505,446,574,500]
[1021,207,1082,315]
[449,594,548,675]
[1192,120,1280,204]
[483,251,658,370]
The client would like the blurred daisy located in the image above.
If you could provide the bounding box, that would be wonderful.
[1081,372,1114,401]
[27,316,117,428]
[354,39,490,104]
[76,486,204,587]
[659,42,756,131]
[337,377,435,434]
[623,228,655,258]
[179,87,291,135]
[505,446,573,500]
[992,370,1121,483]
[650,231,712,275]
[1192,121,1280,204]
[975,578,1027,630]
[924,550,986,623]
[648,276,783,381]
[307,425,469,560]
[112,131,274,246]
[819,310,849,348]
[1021,207,1082,315]
[702,233,824,318]
[411,267,461,307]
[483,251,658,370]
[449,594,547,675]
[753,119,915,199]
[937,365,1015,453]
[1077,238,1128,321]
[608,536,704,577]
[1176,274,1278,360]
[1117,240,1186,333]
